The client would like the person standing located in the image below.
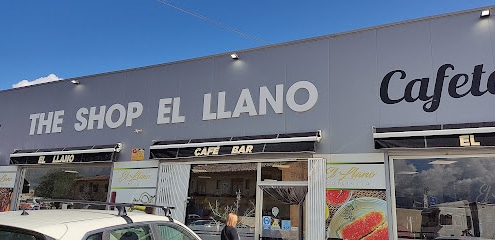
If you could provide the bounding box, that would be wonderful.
[221,212,240,240]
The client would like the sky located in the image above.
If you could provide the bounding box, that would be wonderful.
[1,0,494,91]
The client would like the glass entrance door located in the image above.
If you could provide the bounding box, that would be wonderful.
[258,161,308,240]
[185,163,257,240]
[259,186,306,240]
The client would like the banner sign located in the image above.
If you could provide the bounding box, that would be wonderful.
[326,163,386,190]
[10,144,121,165]
[374,121,495,149]
[375,132,495,149]
[150,131,320,159]
[11,152,116,165]
[0,172,16,188]
[111,167,158,188]
[151,142,315,159]
[110,161,158,205]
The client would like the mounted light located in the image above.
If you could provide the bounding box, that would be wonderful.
[230,53,239,60]
[481,9,490,18]
[70,80,80,85]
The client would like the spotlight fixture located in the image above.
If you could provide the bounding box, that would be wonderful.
[481,9,490,18]
[230,53,239,60]
[70,79,80,85]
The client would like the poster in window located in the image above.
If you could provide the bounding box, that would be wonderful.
[325,160,388,239]
[131,148,145,161]
[0,188,13,212]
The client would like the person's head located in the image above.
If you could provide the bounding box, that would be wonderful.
[225,212,238,227]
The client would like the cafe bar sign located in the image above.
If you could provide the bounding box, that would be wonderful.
[373,122,495,149]
[150,131,321,159]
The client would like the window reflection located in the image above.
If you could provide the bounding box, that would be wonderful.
[186,163,256,240]
[19,166,111,210]
[260,161,307,240]
[394,157,495,239]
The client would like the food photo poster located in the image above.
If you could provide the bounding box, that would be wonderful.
[326,160,388,240]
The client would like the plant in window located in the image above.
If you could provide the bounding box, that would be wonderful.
[206,189,255,225]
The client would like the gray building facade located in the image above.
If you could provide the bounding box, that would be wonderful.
[1,5,495,240]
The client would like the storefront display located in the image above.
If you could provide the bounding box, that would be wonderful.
[0,5,493,239]
[325,154,388,239]
[19,165,112,208]
[0,166,16,212]
[110,160,159,205]
[392,156,495,239]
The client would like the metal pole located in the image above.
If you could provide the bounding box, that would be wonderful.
[299,203,304,240]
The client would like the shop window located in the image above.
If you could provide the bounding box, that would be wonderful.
[92,184,98,193]
[260,161,308,240]
[189,181,196,195]
[220,182,230,195]
[20,166,111,208]
[231,178,243,195]
[421,210,439,227]
[197,183,206,195]
[22,179,30,193]
[466,216,472,230]
[261,161,308,181]
[439,214,453,225]
[187,163,257,238]
[393,156,495,239]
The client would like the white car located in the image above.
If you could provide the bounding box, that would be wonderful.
[0,202,202,240]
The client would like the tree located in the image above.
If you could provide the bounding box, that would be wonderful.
[34,170,79,199]
[207,189,255,224]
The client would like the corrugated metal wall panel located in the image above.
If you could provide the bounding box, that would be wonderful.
[307,158,326,239]
[156,163,191,223]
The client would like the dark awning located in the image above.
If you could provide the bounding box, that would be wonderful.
[150,131,321,159]
[10,143,122,165]
[373,121,495,149]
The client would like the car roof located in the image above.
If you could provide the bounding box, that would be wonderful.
[0,209,176,239]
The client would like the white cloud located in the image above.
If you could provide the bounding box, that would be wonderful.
[13,74,63,88]
[394,158,495,204]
